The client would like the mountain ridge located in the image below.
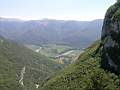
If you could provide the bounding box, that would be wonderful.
[0,18,103,48]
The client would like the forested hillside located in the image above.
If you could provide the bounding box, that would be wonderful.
[0,36,62,90]
[41,41,120,90]
[41,1,120,90]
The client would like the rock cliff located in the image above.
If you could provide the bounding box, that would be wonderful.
[101,1,120,74]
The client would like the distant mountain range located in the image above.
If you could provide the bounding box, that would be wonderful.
[0,17,103,48]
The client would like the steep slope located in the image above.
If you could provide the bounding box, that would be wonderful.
[41,41,120,90]
[101,0,120,74]
[0,36,62,90]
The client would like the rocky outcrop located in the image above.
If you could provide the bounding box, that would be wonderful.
[101,1,120,74]
[19,66,26,86]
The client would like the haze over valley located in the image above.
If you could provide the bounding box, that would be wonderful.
[0,18,103,65]
[0,18,103,48]
[1,0,119,90]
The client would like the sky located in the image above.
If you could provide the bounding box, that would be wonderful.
[0,0,116,21]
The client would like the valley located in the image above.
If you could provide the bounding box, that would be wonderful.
[26,44,84,65]
[0,0,117,89]
[0,18,102,90]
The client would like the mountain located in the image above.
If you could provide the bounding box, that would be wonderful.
[41,1,120,90]
[0,17,23,22]
[41,41,120,90]
[0,36,63,90]
[0,18,103,48]
[101,0,120,74]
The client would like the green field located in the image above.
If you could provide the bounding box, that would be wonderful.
[26,44,84,65]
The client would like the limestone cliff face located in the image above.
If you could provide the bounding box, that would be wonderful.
[101,1,120,74]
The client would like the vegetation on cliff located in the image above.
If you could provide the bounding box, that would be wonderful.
[41,41,120,90]
[101,0,120,74]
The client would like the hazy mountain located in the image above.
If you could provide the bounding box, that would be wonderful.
[0,36,62,90]
[0,18,103,48]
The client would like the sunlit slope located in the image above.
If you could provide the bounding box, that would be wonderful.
[41,41,120,90]
[0,36,62,90]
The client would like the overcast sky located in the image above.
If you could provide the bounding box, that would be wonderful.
[0,0,116,21]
